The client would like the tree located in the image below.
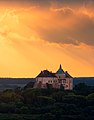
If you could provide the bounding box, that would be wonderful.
[20,106,29,114]
[0,103,16,113]
[24,82,35,89]
[86,93,94,106]
[0,90,23,103]
[39,113,55,120]
[36,96,55,106]
[87,93,94,100]
[51,91,65,102]
[74,83,89,95]
[62,95,87,107]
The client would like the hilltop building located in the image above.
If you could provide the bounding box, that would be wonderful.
[34,65,73,90]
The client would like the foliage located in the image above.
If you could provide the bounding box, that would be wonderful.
[87,93,94,100]
[24,82,35,89]
[0,83,93,120]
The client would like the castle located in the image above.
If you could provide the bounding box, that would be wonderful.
[34,65,73,90]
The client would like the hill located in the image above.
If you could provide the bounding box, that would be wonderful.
[0,77,94,90]
[73,77,94,86]
[0,78,35,90]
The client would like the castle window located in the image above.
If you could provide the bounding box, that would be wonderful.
[65,85,68,88]
[48,80,50,83]
[62,79,66,83]
[54,80,57,83]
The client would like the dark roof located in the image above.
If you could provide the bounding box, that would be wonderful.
[36,70,57,78]
[56,64,64,74]
[65,71,72,78]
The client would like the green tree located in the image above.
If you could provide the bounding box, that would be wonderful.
[0,90,23,103]
[36,96,55,106]
[24,82,35,89]
[62,95,87,107]
[74,83,89,95]
[86,93,94,106]
[51,91,65,102]
[0,103,16,113]
[20,106,29,114]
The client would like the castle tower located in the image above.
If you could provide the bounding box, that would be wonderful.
[55,64,73,90]
[56,64,65,79]
[56,64,64,74]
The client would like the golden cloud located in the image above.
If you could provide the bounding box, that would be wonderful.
[0,1,94,77]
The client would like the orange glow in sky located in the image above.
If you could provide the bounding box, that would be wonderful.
[0,0,94,78]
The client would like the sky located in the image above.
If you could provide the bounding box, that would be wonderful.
[0,0,94,77]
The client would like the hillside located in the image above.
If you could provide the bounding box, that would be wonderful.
[0,77,94,90]
[0,78,35,90]
[73,77,94,86]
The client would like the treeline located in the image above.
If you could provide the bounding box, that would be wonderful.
[0,83,94,120]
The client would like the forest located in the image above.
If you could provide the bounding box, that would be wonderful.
[0,82,94,120]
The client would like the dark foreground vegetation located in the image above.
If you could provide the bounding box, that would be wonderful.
[0,83,94,120]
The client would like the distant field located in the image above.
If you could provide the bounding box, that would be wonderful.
[0,78,35,90]
[0,77,94,90]
[73,77,94,86]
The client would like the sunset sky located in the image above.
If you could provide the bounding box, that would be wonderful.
[0,0,94,78]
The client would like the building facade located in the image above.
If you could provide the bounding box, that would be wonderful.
[34,65,73,90]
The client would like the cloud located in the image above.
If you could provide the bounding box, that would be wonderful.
[29,6,94,46]
[0,0,92,6]
[0,0,91,7]
[0,0,94,46]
